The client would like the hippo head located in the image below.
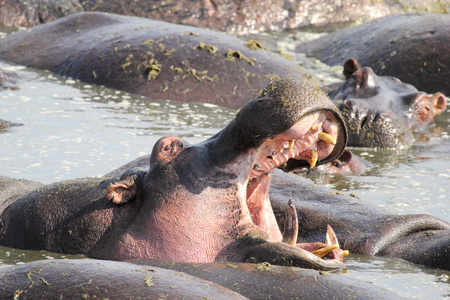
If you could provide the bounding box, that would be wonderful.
[328,58,447,149]
[108,78,347,269]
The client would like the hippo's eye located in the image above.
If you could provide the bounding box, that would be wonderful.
[164,144,172,151]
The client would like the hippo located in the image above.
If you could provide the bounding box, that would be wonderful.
[105,145,450,271]
[0,175,43,215]
[0,119,23,131]
[325,58,447,149]
[0,259,402,299]
[0,0,446,35]
[0,78,349,270]
[0,259,247,300]
[0,68,20,90]
[296,13,450,96]
[0,12,313,109]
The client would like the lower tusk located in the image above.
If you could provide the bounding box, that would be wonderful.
[343,250,349,257]
[326,224,339,247]
[310,149,318,169]
[282,200,298,246]
[311,244,339,258]
[318,132,336,145]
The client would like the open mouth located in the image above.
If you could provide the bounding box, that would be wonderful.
[244,111,338,243]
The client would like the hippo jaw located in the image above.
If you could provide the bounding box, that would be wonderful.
[237,111,340,242]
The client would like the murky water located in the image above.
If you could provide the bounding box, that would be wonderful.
[0,27,449,298]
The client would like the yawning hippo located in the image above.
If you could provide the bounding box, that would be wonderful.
[0,78,348,270]
[327,58,447,149]
[106,142,450,271]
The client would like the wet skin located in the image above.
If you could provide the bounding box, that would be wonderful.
[0,79,348,270]
[327,58,447,149]
[0,259,247,299]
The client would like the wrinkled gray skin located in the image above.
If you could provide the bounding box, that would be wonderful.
[0,259,247,300]
[324,58,447,149]
[0,12,313,109]
[0,78,348,271]
[297,13,450,96]
[0,0,446,34]
[0,258,401,299]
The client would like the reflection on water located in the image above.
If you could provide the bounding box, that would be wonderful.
[0,31,449,298]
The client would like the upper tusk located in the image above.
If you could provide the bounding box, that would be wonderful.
[318,132,336,145]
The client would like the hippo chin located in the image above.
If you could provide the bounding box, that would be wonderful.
[327,58,447,149]
[0,79,348,270]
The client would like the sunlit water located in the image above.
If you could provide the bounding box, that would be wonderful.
[0,27,449,299]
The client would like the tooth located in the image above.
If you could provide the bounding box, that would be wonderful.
[326,224,339,247]
[311,244,339,258]
[309,149,318,169]
[287,139,296,151]
[281,140,290,149]
[282,200,298,246]
[318,132,336,145]
[343,250,349,257]
[311,124,316,131]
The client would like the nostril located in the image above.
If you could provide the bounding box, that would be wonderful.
[342,99,353,108]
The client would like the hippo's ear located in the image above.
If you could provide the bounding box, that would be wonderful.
[343,58,361,79]
[106,174,139,204]
[432,93,447,117]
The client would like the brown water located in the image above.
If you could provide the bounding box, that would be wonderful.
[0,29,449,298]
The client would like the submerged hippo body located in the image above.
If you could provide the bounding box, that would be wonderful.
[0,259,247,300]
[269,170,450,270]
[0,258,401,300]
[297,13,450,96]
[0,12,311,109]
[0,79,348,270]
[326,58,447,149]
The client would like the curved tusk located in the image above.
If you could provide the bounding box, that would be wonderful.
[282,200,298,246]
[311,244,339,258]
[309,149,318,169]
[318,132,336,145]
